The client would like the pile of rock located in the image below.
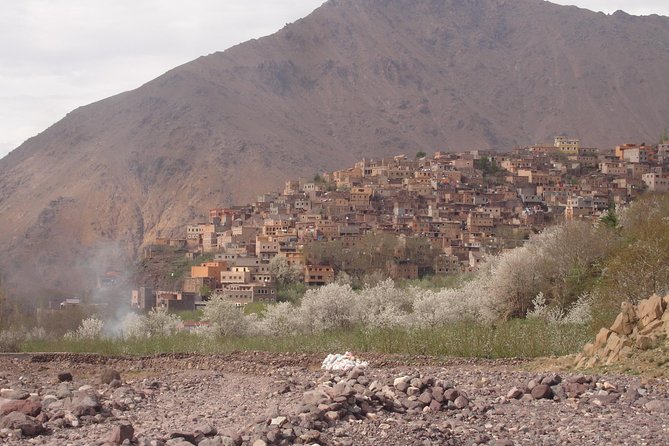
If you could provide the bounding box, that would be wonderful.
[575,293,669,368]
[231,368,473,446]
[506,374,608,402]
[301,368,470,422]
[505,374,654,408]
[235,416,321,446]
[0,367,149,443]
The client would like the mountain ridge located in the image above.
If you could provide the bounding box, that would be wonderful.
[1,0,668,300]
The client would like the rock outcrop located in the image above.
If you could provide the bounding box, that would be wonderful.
[575,293,669,368]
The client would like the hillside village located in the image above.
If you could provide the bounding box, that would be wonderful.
[132,137,669,313]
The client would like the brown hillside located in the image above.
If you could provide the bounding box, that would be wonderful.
[1,0,668,300]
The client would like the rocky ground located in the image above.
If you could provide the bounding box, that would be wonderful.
[1,351,668,446]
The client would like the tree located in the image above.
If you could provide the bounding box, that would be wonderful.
[201,294,249,337]
[268,256,303,285]
[415,151,427,159]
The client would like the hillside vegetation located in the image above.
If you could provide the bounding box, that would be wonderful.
[4,193,668,358]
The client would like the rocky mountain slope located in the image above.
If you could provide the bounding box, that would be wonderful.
[1,0,668,299]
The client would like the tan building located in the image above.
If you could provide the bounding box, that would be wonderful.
[191,261,228,284]
[387,260,419,280]
[642,173,669,192]
[304,265,335,286]
[554,136,580,154]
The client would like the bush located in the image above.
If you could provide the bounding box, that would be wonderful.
[201,294,250,337]
[64,317,104,340]
[120,308,182,339]
[0,330,22,352]
[299,283,359,333]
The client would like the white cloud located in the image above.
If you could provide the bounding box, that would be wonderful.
[0,0,667,159]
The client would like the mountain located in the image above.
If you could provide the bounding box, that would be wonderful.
[1,0,668,301]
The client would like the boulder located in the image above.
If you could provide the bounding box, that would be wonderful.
[0,389,29,400]
[506,387,524,400]
[637,294,665,328]
[454,395,469,409]
[636,335,654,350]
[610,302,637,336]
[106,422,134,444]
[66,391,101,417]
[0,399,41,417]
[57,372,73,382]
[444,389,460,402]
[0,412,44,437]
[593,328,612,350]
[100,369,122,385]
[530,384,553,400]
[639,319,663,336]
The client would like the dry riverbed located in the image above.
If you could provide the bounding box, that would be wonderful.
[0,352,668,445]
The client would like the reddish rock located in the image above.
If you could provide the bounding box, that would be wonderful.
[100,369,121,385]
[506,387,524,400]
[530,384,554,400]
[106,422,134,444]
[0,412,44,437]
[0,399,41,417]
[444,389,460,402]
[454,395,469,409]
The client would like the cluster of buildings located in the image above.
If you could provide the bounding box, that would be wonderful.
[132,137,669,312]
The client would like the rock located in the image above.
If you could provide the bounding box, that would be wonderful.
[199,438,224,446]
[418,390,433,405]
[106,422,135,444]
[639,319,663,336]
[530,385,553,400]
[252,440,267,446]
[331,381,354,398]
[0,390,29,400]
[637,294,665,328]
[454,395,469,409]
[506,387,524,400]
[582,343,594,356]
[325,410,340,422]
[541,374,562,386]
[169,432,198,443]
[0,412,43,437]
[593,393,621,406]
[563,382,589,398]
[406,386,420,397]
[57,372,73,382]
[444,389,460,402]
[195,423,217,436]
[429,399,442,412]
[101,369,122,385]
[593,328,612,350]
[0,399,41,417]
[270,416,287,427]
[393,376,410,392]
[303,390,329,406]
[56,383,73,399]
[636,335,655,350]
[610,302,637,335]
[644,400,669,413]
[66,391,101,416]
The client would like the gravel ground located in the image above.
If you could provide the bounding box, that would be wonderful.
[1,352,668,446]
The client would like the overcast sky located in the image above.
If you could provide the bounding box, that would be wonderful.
[1,0,667,160]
